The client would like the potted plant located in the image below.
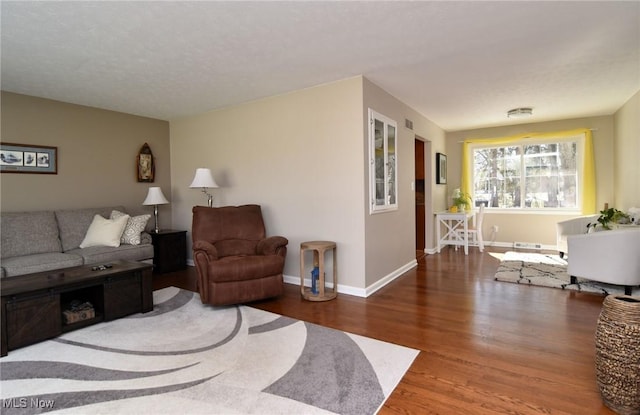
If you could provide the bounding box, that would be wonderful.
[451,188,472,212]
[597,207,630,230]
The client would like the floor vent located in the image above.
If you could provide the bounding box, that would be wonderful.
[513,242,543,250]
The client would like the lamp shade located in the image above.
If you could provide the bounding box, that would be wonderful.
[189,168,219,189]
[143,187,169,205]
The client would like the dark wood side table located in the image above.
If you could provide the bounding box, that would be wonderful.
[150,230,187,274]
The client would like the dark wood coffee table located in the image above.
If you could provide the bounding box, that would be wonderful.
[1,260,153,357]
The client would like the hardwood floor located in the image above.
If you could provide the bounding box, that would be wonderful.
[153,246,614,415]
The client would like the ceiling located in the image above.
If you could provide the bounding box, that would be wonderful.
[2,1,639,132]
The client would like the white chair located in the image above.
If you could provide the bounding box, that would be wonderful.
[567,228,640,295]
[556,214,599,258]
[455,204,485,252]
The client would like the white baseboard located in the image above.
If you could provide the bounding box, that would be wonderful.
[283,274,369,298]
[363,259,418,297]
[284,258,418,298]
[489,241,557,250]
[489,241,516,248]
[431,241,557,251]
[189,258,418,299]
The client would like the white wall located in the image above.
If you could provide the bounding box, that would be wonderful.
[362,78,446,288]
[170,77,367,290]
[614,90,640,210]
[170,76,448,294]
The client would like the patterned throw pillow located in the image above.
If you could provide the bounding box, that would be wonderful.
[110,210,151,245]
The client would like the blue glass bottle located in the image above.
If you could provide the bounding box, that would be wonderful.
[311,266,319,294]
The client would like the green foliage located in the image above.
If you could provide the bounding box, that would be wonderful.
[597,208,630,230]
[452,189,472,210]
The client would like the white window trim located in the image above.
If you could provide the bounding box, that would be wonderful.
[368,109,398,214]
[467,133,585,213]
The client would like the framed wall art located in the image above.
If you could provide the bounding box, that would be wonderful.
[436,152,447,184]
[0,143,58,174]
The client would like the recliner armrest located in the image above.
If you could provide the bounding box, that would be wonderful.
[193,240,219,261]
[257,236,288,256]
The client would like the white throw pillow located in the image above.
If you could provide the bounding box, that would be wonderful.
[110,210,151,245]
[79,214,129,248]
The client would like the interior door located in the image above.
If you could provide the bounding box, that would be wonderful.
[415,139,425,251]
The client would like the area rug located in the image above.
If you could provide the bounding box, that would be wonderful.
[0,287,418,414]
[494,251,640,296]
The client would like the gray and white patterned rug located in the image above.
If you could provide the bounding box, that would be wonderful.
[0,287,418,414]
[494,251,640,296]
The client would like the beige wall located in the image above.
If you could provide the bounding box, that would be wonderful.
[0,82,447,295]
[170,76,448,293]
[362,79,446,286]
[170,77,367,290]
[0,92,171,226]
[614,90,640,210]
[8,84,631,292]
[445,116,617,247]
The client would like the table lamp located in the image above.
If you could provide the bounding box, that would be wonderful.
[143,187,169,233]
[189,168,219,207]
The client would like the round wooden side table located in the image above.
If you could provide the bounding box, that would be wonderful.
[299,241,337,301]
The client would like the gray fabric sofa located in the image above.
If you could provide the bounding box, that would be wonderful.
[1,206,154,278]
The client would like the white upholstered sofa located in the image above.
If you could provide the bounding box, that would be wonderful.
[567,227,640,295]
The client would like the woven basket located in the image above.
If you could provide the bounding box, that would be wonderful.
[595,295,640,415]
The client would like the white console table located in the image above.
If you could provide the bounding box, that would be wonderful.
[436,210,475,255]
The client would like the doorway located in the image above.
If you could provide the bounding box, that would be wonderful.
[415,139,426,251]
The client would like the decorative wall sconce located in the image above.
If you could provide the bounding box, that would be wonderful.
[137,143,155,182]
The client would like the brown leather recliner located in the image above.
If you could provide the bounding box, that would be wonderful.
[191,205,288,306]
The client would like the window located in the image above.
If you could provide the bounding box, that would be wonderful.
[369,109,397,213]
[469,134,587,211]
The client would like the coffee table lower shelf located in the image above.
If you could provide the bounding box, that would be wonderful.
[61,313,104,333]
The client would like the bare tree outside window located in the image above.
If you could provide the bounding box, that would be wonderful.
[472,141,578,209]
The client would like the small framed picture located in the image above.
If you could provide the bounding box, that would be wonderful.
[436,152,447,184]
[0,143,57,174]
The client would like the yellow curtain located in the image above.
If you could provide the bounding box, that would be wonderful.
[461,128,596,214]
